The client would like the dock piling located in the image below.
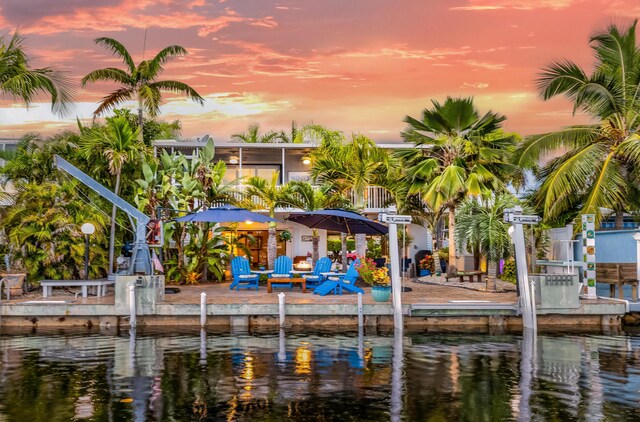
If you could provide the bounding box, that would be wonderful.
[200,292,207,327]
[357,292,364,328]
[278,292,285,327]
[128,285,136,328]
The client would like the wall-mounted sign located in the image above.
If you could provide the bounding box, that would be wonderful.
[301,235,313,242]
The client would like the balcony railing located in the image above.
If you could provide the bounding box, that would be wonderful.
[212,185,398,213]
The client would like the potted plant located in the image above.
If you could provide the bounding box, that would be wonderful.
[356,258,392,302]
[418,255,435,276]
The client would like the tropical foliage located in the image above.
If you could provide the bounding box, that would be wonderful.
[0,30,74,114]
[399,97,517,274]
[0,181,108,282]
[81,37,203,138]
[516,20,640,228]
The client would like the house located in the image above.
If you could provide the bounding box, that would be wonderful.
[153,139,434,268]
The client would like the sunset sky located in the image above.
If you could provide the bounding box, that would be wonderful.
[1,0,640,142]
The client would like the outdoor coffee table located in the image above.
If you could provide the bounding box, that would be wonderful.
[267,277,306,293]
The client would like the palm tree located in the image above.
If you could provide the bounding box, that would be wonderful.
[242,172,291,269]
[276,121,306,143]
[455,194,517,290]
[311,133,390,257]
[231,122,279,143]
[515,20,640,229]
[81,37,203,140]
[400,97,516,275]
[287,181,350,263]
[0,30,73,115]
[78,116,148,275]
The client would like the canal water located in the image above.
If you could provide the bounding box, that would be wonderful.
[0,328,639,421]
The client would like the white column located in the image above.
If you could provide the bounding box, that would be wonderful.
[388,222,403,329]
[281,148,286,184]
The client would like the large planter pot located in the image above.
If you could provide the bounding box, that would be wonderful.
[440,260,447,273]
[371,285,391,302]
[419,269,431,277]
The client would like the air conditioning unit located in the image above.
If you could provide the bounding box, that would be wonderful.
[531,274,580,310]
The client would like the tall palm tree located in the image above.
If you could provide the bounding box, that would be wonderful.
[78,116,148,275]
[287,181,350,263]
[516,20,640,228]
[242,172,291,269]
[400,97,516,275]
[81,37,203,140]
[0,30,73,115]
[311,133,390,258]
[231,122,279,143]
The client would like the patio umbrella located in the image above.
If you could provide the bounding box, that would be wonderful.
[285,209,388,235]
[175,206,277,223]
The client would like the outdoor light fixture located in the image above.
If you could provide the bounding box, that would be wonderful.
[302,156,311,165]
[229,155,239,164]
[81,223,95,280]
[245,220,253,225]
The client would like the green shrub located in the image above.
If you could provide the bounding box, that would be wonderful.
[501,259,516,284]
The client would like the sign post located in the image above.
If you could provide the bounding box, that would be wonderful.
[582,215,597,299]
[504,207,540,330]
[379,207,412,330]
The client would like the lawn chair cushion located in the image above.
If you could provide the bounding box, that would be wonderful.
[239,274,256,279]
[271,273,291,278]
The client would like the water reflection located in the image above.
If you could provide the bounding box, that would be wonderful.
[1,328,640,420]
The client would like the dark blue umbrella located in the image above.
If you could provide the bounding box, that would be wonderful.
[285,209,388,235]
[175,206,277,223]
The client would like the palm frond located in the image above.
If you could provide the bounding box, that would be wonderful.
[94,37,135,72]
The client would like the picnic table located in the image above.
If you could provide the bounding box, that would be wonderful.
[445,271,484,283]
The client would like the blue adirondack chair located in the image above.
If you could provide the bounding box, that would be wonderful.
[314,259,364,296]
[269,256,293,290]
[303,257,332,288]
[230,256,259,291]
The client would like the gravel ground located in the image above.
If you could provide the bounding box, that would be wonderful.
[413,274,517,293]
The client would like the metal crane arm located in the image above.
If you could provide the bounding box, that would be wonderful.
[54,154,152,275]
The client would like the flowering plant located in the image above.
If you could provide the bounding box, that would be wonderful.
[419,255,435,272]
[355,257,391,287]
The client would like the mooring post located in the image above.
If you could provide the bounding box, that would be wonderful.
[357,292,364,328]
[278,292,286,327]
[200,292,207,327]
[128,285,136,328]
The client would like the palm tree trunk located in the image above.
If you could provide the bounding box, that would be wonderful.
[355,233,366,259]
[108,172,121,276]
[487,260,498,291]
[267,223,277,270]
[137,98,144,143]
[312,229,319,265]
[448,206,458,276]
[615,211,624,229]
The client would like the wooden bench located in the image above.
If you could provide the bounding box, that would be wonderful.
[595,263,639,300]
[40,279,115,298]
[267,277,307,293]
[445,271,484,283]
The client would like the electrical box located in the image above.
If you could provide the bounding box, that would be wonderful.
[532,274,580,310]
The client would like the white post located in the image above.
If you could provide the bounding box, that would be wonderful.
[513,222,535,329]
[388,222,403,329]
[128,285,136,328]
[357,292,364,328]
[200,292,207,327]
[278,328,286,362]
[278,292,286,327]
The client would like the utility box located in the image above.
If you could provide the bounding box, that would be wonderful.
[115,275,165,315]
[532,274,580,310]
